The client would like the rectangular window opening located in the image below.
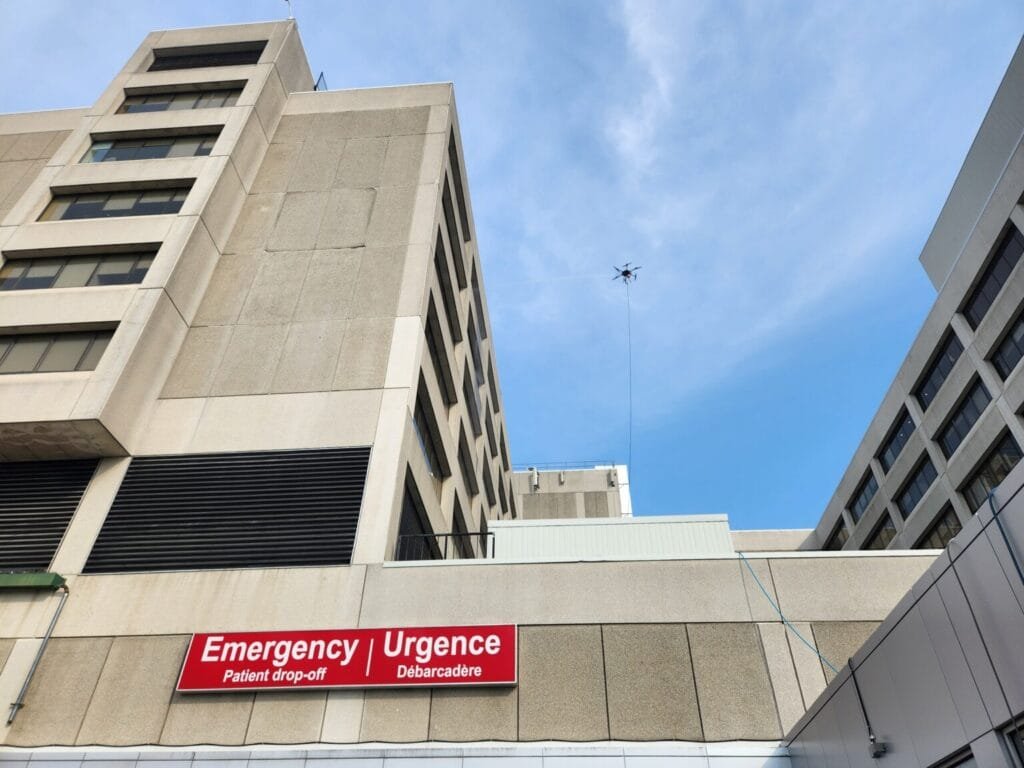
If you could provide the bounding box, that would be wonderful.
[434,230,462,343]
[82,133,219,163]
[442,178,467,288]
[877,409,915,473]
[118,86,243,114]
[448,130,471,241]
[823,518,849,551]
[938,378,992,458]
[915,329,964,410]
[40,187,192,221]
[1,251,155,291]
[963,224,1024,329]
[847,470,879,523]
[962,432,1023,512]
[425,299,457,406]
[915,505,962,549]
[896,456,938,518]
[148,41,266,72]
[863,513,897,550]
[0,329,113,374]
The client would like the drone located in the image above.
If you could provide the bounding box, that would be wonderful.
[613,263,642,283]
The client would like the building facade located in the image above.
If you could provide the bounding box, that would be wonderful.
[810,37,1024,554]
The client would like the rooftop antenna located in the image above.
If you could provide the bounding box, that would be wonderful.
[613,263,641,472]
[284,0,294,19]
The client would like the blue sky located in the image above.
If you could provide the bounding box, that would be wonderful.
[2,2,1022,529]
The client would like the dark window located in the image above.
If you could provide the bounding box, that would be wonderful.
[394,477,439,561]
[962,432,1023,512]
[0,459,97,572]
[84,448,369,572]
[118,87,242,114]
[499,426,510,472]
[433,231,462,342]
[488,358,500,413]
[823,518,849,551]
[915,330,964,410]
[148,41,266,71]
[451,498,474,559]
[464,369,482,437]
[1,252,154,291]
[467,311,485,387]
[424,300,457,406]
[83,134,218,163]
[847,471,878,523]
[896,457,938,517]
[991,311,1024,380]
[864,514,897,550]
[1008,725,1024,765]
[40,188,190,221]
[878,410,915,473]
[915,505,963,549]
[479,513,490,556]
[458,427,479,497]
[0,330,112,374]
[448,130,471,240]
[442,178,467,288]
[413,389,450,479]
[938,379,992,458]
[481,455,496,507]
[963,225,1024,329]
[471,266,487,340]
[498,477,509,518]
[485,406,499,459]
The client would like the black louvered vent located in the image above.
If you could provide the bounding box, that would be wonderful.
[0,459,97,572]
[84,448,370,574]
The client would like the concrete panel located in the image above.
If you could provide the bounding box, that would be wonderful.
[810,623,879,683]
[428,688,517,742]
[5,637,112,746]
[210,324,289,396]
[316,188,375,249]
[270,114,315,144]
[245,692,326,744]
[350,247,404,318]
[284,85,452,114]
[333,317,394,390]
[582,492,609,518]
[188,390,382,452]
[321,690,363,743]
[364,185,417,247]
[223,108,272,193]
[313,110,396,141]
[161,217,224,326]
[359,690,430,743]
[251,142,300,194]
[0,638,42,745]
[267,191,327,251]
[521,494,579,520]
[758,623,805,734]
[199,159,246,254]
[0,285,134,330]
[50,457,131,575]
[602,624,701,740]
[77,636,188,745]
[289,139,345,192]
[381,135,427,187]
[254,67,288,141]
[54,567,366,637]
[688,623,780,740]
[770,556,935,621]
[223,193,284,254]
[237,251,310,324]
[359,560,755,626]
[192,253,261,327]
[392,107,433,136]
[334,137,387,188]
[732,530,813,552]
[518,625,608,741]
[136,398,205,455]
[0,639,12,671]
[741,558,783,623]
[161,326,233,399]
[160,692,254,746]
[4,216,175,258]
[271,319,347,393]
[292,249,361,321]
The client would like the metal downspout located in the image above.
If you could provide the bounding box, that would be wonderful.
[7,584,69,725]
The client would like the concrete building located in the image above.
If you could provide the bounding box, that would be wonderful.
[810,37,1024,554]
[0,17,1021,768]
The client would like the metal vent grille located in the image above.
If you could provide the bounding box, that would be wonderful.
[0,459,97,572]
[84,448,369,574]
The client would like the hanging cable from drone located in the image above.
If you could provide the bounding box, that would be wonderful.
[613,263,641,473]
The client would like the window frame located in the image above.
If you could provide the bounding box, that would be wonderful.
[895,455,938,518]
[847,470,879,523]
[914,504,963,550]
[0,329,114,375]
[39,187,192,221]
[962,224,1024,330]
[914,329,964,411]
[937,378,992,458]
[863,513,897,550]
[81,133,219,164]
[877,409,916,473]
[0,252,155,291]
[117,86,243,114]
[961,431,1023,513]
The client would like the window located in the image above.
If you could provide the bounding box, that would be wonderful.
[823,518,849,550]
[467,310,485,387]
[84,448,369,572]
[0,330,112,374]
[433,231,462,342]
[481,456,496,507]
[488,358,500,412]
[499,426,510,472]
[442,178,467,288]
[864,514,897,550]
[413,389,450,479]
[394,477,439,561]
[896,456,938,517]
[458,427,479,497]
[915,330,964,410]
[847,471,879,523]
[1008,723,1024,766]
[464,369,482,437]
[938,379,991,457]
[471,266,487,339]
[485,406,499,458]
[915,505,962,549]
[877,409,915,472]
[962,432,1023,512]
[118,87,242,113]
[992,311,1024,380]
[424,300,457,406]
[451,499,474,559]
[963,225,1024,329]
[0,459,97,572]
[148,41,266,71]
[40,188,190,221]
[1,252,154,291]
[498,476,509,518]
[82,134,218,163]
[448,130,471,240]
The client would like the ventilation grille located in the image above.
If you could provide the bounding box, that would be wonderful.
[0,459,97,572]
[84,448,370,574]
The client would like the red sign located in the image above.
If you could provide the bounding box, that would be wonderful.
[176,625,517,692]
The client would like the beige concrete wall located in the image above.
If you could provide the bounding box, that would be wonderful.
[0,130,71,221]
[513,467,624,519]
